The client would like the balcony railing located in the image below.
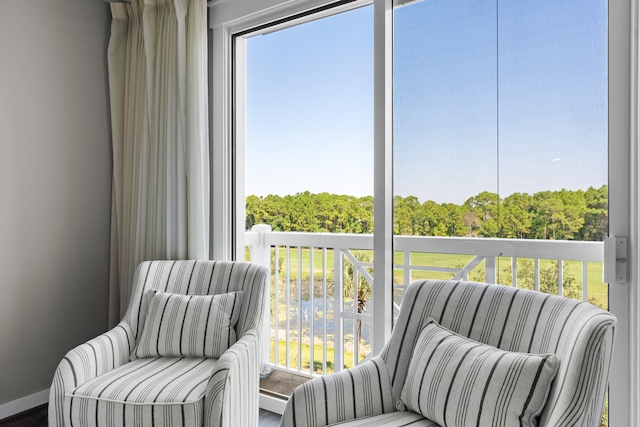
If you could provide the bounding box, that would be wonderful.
[246,224,605,377]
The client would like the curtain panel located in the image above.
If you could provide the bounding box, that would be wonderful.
[108,0,209,325]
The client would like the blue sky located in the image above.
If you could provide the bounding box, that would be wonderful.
[245,0,607,205]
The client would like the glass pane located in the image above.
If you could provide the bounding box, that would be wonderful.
[393,2,607,419]
[499,1,608,212]
[242,6,374,374]
[394,0,497,207]
[393,0,498,300]
[393,0,607,305]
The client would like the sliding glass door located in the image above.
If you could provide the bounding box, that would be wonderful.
[392,0,629,425]
[219,0,632,422]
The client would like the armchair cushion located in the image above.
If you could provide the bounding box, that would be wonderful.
[65,357,218,427]
[399,318,559,427]
[132,289,243,359]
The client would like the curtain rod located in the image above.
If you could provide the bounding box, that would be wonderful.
[105,0,132,3]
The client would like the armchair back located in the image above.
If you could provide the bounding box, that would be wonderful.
[122,260,269,342]
[381,280,616,427]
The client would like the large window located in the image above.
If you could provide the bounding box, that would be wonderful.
[212,0,632,422]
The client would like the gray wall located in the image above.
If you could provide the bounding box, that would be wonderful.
[0,0,112,406]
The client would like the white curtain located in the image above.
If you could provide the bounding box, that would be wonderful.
[108,0,209,325]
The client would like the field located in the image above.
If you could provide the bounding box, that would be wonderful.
[270,340,347,374]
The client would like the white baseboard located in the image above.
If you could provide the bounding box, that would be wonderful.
[259,393,287,415]
[0,389,49,420]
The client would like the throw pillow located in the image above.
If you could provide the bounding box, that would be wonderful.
[399,318,559,427]
[132,289,243,359]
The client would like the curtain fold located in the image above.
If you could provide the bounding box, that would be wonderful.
[108,0,209,326]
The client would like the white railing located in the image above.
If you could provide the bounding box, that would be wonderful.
[246,225,604,376]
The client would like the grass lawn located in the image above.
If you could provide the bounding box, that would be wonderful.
[402,252,608,308]
[270,339,357,374]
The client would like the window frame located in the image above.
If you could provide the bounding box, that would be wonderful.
[210,0,394,355]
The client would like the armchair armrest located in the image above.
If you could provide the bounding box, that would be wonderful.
[48,322,135,427]
[539,313,616,427]
[281,356,395,427]
[205,329,261,427]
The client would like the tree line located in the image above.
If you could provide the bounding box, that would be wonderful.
[246,185,607,241]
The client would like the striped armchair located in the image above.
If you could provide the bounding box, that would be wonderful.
[282,279,616,427]
[49,260,269,427]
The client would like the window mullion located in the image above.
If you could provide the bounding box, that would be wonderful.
[372,0,394,355]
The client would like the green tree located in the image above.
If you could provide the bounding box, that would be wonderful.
[557,189,587,238]
[245,188,607,242]
[442,203,469,236]
[579,185,608,241]
[394,195,422,235]
[531,191,585,240]
[532,192,564,239]
[465,192,500,237]
[501,193,534,238]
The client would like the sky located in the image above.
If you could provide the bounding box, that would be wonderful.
[245,0,608,205]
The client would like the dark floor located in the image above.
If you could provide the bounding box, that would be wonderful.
[0,405,48,427]
[0,405,282,426]
[259,408,282,427]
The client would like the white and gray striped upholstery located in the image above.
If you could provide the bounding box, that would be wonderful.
[399,319,559,427]
[132,290,244,359]
[281,279,616,427]
[324,412,439,427]
[49,260,269,427]
[65,357,218,426]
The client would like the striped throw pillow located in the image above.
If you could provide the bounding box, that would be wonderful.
[399,318,559,427]
[132,290,244,359]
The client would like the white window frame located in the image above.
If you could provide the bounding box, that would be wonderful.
[209,0,394,355]
[208,0,639,423]
[630,1,640,424]
[608,1,635,425]
[208,0,372,261]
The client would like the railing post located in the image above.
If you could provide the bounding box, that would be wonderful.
[251,224,272,373]
[251,224,272,267]
[334,249,344,372]
[486,256,497,284]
